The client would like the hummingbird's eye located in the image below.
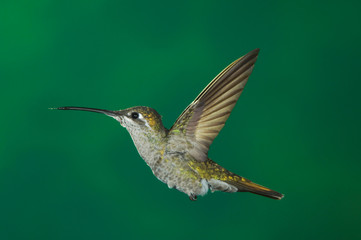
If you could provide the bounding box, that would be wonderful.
[131,112,139,119]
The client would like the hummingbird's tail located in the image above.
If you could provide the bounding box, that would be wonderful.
[201,160,284,199]
[225,175,284,200]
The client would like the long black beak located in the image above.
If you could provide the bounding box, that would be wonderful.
[55,106,119,118]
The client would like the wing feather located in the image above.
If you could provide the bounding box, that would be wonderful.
[169,49,259,161]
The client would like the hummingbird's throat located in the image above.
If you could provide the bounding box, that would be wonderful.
[117,117,126,128]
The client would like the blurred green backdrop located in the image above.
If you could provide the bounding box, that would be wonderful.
[1,0,360,239]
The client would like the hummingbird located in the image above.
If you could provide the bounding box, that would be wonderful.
[55,49,283,201]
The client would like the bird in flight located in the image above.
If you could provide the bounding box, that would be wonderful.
[55,49,284,201]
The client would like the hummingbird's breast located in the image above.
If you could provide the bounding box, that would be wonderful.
[127,127,208,196]
[126,129,165,168]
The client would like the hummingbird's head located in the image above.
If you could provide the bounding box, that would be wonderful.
[55,106,167,136]
[116,106,166,134]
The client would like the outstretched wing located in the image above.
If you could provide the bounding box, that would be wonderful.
[169,49,259,161]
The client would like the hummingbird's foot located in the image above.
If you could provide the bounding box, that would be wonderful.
[189,194,197,201]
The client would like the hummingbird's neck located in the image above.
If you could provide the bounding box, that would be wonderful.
[126,126,168,168]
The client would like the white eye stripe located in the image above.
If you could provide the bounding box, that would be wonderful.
[138,113,145,119]
[125,112,151,129]
[128,112,145,120]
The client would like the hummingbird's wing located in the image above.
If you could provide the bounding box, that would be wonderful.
[169,49,259,162]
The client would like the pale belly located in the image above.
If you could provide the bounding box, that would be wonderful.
[150,153,209,196]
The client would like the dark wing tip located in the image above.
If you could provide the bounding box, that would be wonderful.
[249,48,260,55]
[242,48,260,63]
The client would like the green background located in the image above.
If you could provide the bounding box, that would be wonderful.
[1,0,360,239]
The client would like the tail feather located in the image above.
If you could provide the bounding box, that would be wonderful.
[203,160,283,200]
[225,176,284,200]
